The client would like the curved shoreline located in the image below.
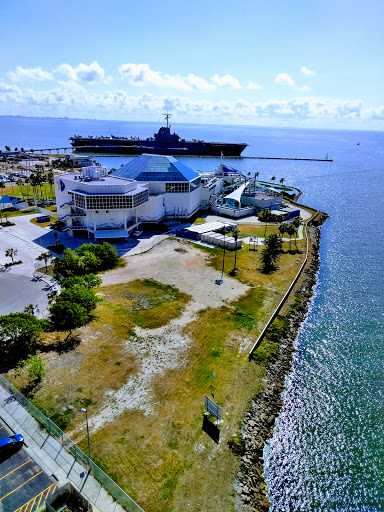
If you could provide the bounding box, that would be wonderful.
[236,210,329,511]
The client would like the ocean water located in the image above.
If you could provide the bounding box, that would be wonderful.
[1,117,383,510]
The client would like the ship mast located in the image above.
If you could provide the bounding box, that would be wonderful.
[163,112,172,128]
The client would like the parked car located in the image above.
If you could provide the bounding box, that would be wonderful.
[0,434,24,455]
[0,174,9,182]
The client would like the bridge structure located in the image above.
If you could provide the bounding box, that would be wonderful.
[1,148,73,157]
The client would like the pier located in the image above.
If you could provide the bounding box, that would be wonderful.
[1,148,332,162]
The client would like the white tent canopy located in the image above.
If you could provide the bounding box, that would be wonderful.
[223,183,247,203]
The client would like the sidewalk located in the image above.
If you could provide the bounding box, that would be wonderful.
[0,385,127,512]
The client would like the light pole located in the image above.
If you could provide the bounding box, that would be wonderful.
[81,408,92,467]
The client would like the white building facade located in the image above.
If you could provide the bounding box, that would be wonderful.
[55,166,149,240]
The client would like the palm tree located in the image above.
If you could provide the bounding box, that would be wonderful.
[285,223,296,252]
[220,225,227,281]
[24,177,31,201]
[16,179,24,198]
[36,252,53,273]
[271,176,276,186]
[47,171,54,199]
[5,248,17,264]
[4,146,10,152]
[280,178,285,186]
[232,228,239,272]
[278,222,287,249]
[292,216,304,250]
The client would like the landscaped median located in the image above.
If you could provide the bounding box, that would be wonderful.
[1,208,327,512]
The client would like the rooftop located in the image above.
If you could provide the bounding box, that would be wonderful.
[112,154,200,183]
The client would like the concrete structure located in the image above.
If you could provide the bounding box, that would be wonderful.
[55,166,148,240]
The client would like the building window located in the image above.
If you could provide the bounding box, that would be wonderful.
[166,182,190,193]
[190,177,201,192]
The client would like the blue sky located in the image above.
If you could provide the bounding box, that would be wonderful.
[1,0,383,129]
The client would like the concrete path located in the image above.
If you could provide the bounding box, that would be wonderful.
[0,384,140,512]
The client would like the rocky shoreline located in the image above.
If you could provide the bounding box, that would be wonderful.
[236,211,329,511]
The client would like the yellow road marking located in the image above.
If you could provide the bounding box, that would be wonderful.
[13,483,57,512]
[0,470,42,502]
[0,460,32,481]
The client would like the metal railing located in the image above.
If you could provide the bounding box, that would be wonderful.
[248,210,319,358]
[0,375,144,512]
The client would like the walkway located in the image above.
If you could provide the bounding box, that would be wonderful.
[0,385,129,512]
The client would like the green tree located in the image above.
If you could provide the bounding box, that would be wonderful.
[285,222,297,252]
[58,286,100,314]
[260,234,282,273]
[271,176,276,185]
[278,222,287,239]
[17,354,46,381]
[49,301,89,340]
[62,274,102,290]
[219,225,227,281]
[260,248,275,273]
[5,248,17,264]
[263,233,283,258]
[292,216,304,250]
[232,228,239,273]
[36,252,53,273]
[0,313,47,369]
[47,171,54,199]
[280,178,285,186]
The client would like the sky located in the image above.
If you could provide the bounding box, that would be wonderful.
[1,0,383,129]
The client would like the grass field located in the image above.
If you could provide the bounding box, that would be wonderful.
[5,222,309,512]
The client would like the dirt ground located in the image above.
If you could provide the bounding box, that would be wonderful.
[102,239,249,310]
[87,239,250,431]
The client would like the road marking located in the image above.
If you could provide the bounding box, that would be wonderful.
[0,460,32,482]
[13,483,57,512]
[0,470,43,502]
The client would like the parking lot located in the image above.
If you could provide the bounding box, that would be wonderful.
[0,421,56,512]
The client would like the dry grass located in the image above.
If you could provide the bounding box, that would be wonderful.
[6,222,308,511]
[237,224,280,237]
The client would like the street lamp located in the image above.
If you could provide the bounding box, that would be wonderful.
[81,408,92,465]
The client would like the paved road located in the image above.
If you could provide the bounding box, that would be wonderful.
[0,421,56,512]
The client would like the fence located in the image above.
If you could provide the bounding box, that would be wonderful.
[127,232,173,256]
[0,375,145,512]
[248,210,319,359]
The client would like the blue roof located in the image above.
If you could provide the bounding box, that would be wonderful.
[0,195,21,204]
[112,154,199,183]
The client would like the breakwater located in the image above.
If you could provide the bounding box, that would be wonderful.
[236,211,329,511]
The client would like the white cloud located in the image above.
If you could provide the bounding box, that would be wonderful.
[1,81,383,124]
[248,82,262,90]
[301,66,316,76]
[119,63,192,90]
[188,74,216,90]
[298,85,311,91]
[56,61,105,82]
[7,66,53,82]
[212,73,241,89]
[274,73,295,87]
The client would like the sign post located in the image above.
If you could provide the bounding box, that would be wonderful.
[204,395,221,421]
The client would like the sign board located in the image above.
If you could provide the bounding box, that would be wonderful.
[205,395,221,421]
